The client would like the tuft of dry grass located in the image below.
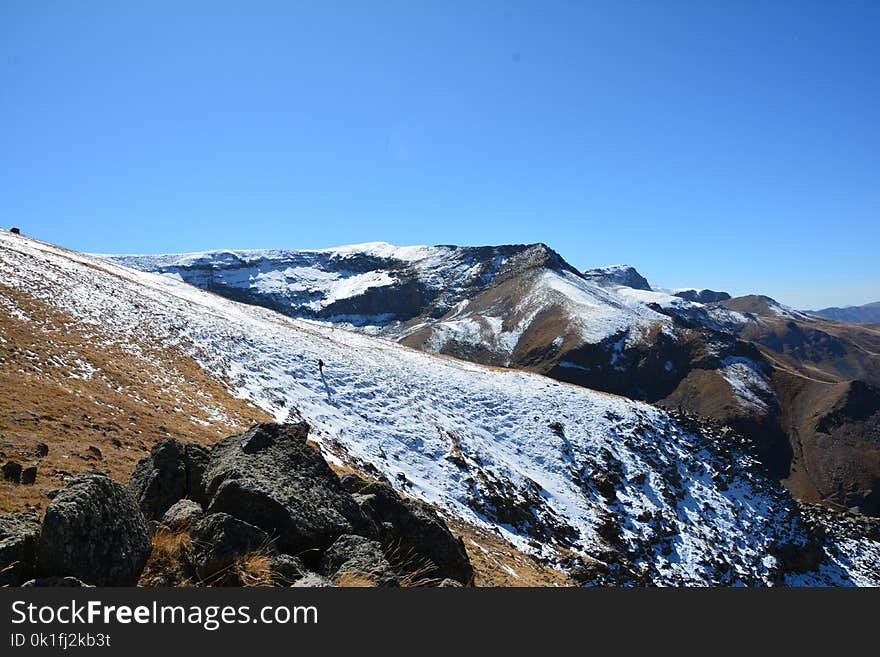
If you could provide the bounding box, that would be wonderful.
[232,553,275,587]
[138,527,195,587]
[333,571,381,587]
[381,541,442,587]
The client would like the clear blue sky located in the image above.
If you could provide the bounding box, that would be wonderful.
[2,1,878,308]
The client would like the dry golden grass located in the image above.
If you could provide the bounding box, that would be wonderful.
[333,571,382,587]
[0,283,271,513]
[445,517,573,587]
[232,553,276,587]
[138,527,195,587]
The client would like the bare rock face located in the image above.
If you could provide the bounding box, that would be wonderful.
[203,422,373,554]
[36,475,151,586]
[0,512,41,586]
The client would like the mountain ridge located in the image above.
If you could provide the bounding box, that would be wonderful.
[4,229,879,585]
[106,240,880,517]
[810,301,880,324]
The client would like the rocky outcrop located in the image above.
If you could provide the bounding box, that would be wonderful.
[203,422,373,554]
[8,422,473,588]
[582,265,651,290]
[36,475,151,586]
[354,482,474,585]
[674,289,731,304]
[0,512,41,586]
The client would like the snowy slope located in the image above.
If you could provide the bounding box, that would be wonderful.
[3,230,878,586]
[107,244,677,365]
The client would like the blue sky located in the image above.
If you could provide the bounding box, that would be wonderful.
[2,1,877,308]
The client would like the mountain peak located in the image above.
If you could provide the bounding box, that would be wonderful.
[581,264,651,291]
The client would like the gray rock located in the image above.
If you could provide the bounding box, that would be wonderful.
[355,483,473,585]
[22,576,93,587]
[160,499,204,530]
[673,289,732,304]
[129,439,188,520]
[20,466,37,485]
[203,423,372,554]
[268,554,307,585]
[2,461,22,482]
[339,472,369,494]
[437,578,463,587]
[0,511,41,586]
[183,444,210,506]
[320,534,398,587]
[291,572,336,587]
[189,512,271,582]
[36,475,152,586]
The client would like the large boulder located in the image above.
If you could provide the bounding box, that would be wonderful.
[183,443,210,506]
[20,466,37,485]
[320,534,398,587]
[129,439,187,520]
[355,483,473,585]
[2,461,22,482]
[129,439,211,520]
[0,512,41,586]
[188,512,271,582]
[203,423,372,554]
[36,475,152,586]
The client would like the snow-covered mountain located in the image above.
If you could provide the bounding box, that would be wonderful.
[106,243,751,394]
[107,242,880,518]
[4,229,879,585]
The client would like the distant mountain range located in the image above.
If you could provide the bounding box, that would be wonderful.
[810,302,880,324]
[108,242,880,517]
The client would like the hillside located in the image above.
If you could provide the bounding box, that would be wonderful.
[3,230,880,585]
[109,243,880,516]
